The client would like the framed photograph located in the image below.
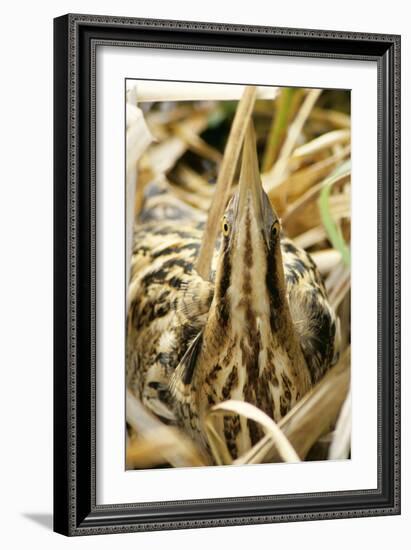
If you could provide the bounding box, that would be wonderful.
[53,14,400,536]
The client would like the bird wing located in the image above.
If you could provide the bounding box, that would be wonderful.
[281,238,340,383]
[127,217,214,423]
[168,329,206,441]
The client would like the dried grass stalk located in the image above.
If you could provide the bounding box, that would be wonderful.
[127,80,277,102]
[126,103,154,292]
[126,390,208,468]
[265,89,322,193]
[293,226,327,249]
[195,86,257,279]
[310,108,351,129]
[292,129,350,160]
[174,164,214,197]
[328,387,351,460]
[206,400,300,465]
[266,145,350,205]
[325,260,346,293]
[204,418,233,466]
[329,267,351,309]
[173,123,223,164]
[310,249,342,275]
[169,181,211,211]
[282,172,351,231]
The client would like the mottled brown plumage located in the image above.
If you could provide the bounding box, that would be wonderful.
[127,124,339,460]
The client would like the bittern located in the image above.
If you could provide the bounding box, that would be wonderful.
[127,122,339,460]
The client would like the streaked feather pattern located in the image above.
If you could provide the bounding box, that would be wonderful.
[127,182,338,433]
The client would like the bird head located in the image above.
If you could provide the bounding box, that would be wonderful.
[211,121,285,337]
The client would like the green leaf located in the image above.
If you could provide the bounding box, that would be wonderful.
[318,161,351,267]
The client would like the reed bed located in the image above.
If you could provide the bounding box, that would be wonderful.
[126,82,351,469]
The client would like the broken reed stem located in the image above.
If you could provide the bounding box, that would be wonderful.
[195,86,257,279]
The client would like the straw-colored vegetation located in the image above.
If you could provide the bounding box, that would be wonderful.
[126,82,351,469]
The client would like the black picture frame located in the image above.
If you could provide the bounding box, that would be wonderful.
[53,13,401,536]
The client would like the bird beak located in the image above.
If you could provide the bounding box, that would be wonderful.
[235,120,271,244]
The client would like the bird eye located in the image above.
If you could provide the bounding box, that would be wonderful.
[271,221,280,238]
[222,218,230,236]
